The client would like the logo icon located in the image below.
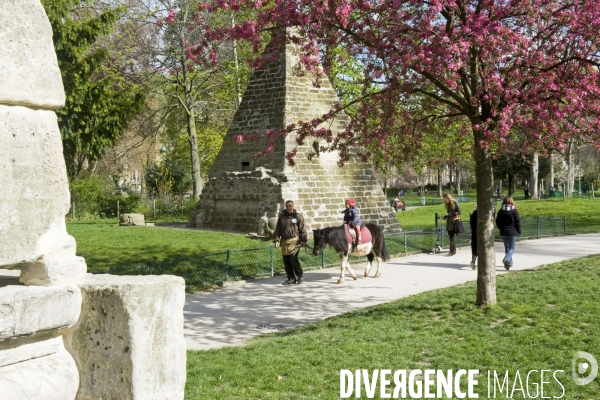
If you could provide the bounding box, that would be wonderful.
[572,351,598,385]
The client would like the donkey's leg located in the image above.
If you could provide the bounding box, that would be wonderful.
[337,254,348,284]
[346,259,358,280]
[344,244,358,280]
[365,253,374,277]
[374,256,382,278]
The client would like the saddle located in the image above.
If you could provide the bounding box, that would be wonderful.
[344,224,372,245]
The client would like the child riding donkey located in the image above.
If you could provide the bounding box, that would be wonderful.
[342,198,362,250]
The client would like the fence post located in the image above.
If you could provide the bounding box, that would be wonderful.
[225,249,230,279]
[536,217,540,238]
[270,245,274,277]
[321,248,325,269]
[404,232,408,256]
[117,200,120,220]
[563,216,567,235]
[153,199,156,219]
[72,201,75,220]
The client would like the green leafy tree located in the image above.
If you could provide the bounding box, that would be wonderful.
[145,155,191,198]
[43,0,146,180]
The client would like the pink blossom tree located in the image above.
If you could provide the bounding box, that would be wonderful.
[195,0,600,305]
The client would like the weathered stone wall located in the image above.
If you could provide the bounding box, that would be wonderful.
[191,30,400,234]
[208,39,288,177]
[193,168,284,231]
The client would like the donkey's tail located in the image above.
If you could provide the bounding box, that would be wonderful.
[380,230,391,262]
[370,224,390,261]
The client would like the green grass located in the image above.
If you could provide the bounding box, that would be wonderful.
[397,197,600,233]
[65,198,600,275]
[185,255,600,399]
[66,219,262,273]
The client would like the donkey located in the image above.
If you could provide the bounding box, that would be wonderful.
[312,223,390,284]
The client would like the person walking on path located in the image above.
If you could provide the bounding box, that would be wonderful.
[274,200,308,285]
[496,196,521,270]
[442,193,461,256]
[524,186,529,199]
[469,204,478,270]
[342,198,362,250]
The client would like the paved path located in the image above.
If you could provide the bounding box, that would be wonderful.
[184,233,600,350]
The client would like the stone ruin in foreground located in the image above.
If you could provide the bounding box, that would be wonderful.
[0,2,186,398]
[190,30,401,235]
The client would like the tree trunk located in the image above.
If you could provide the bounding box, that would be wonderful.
[448,165,453,192]
[437,168,443,197]
[456,166,461,193]
[497,179,502,198]
[508,173,514,196]
[187,109,203,198]
[549,150,555,190]
[566,140,575,196]
[530,153,539,199]
[178,12,203,200]
[473,131,497,307]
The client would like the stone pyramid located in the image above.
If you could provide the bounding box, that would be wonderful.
[190,31,401,234]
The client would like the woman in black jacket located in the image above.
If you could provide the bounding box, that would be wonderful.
[469,205,477,270]
[495,196,521,270]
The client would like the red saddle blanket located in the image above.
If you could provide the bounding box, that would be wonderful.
[344,224,372,244]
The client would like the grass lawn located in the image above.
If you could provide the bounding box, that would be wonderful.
[66,220,262,273]
[397,197,600,232]
[185,255,600,399]
[66,198,600,274]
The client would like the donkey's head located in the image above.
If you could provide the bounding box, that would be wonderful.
[312,229,326,256]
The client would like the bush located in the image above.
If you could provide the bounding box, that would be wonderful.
[98,194,144,217]
[68,175,110,218]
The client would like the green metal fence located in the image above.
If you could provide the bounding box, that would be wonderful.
[106,216,567,291]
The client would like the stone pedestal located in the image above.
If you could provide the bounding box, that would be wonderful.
[65,274,187,400]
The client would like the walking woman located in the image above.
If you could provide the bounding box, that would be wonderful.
[442,193,461,256]
[495,196,521,270]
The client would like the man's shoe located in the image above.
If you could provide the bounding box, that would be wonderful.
[470,261,476,270]
[502,259,510,270]
[282,279,296,285]
[296,277,303,284]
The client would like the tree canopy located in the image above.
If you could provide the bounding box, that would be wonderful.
[43,0,146,181]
